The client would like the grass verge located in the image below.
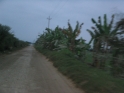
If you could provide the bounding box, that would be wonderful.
[35,46,124,93]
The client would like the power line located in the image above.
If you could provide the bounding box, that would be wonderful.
[46,0,68,29]
[49,0,62,16]
[46,0,62,29]
[50,0,69,18]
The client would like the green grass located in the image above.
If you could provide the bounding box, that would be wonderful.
[35,45,124,93]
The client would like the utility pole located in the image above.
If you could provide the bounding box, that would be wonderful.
[47,16,52,28]
[68,19,70,23]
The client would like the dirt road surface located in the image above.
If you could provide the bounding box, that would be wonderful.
[0,46,84,93]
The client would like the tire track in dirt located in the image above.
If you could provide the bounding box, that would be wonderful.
[0,46,84,93]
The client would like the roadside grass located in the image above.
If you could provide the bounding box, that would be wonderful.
[35,46,124,93]
[85,51,113,72]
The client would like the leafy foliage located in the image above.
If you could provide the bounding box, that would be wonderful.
[0,23,29,52]
[106,17,124,76]
[62,21,84,52]
[35,14,124,93]
[87,14,118,50]
[35,26,66,50]
[35,22,89,62]
[87,14,119,68]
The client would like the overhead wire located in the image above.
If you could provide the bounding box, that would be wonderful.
[46,0,69,29]
[49,0,62,16]
[49,0,69,18]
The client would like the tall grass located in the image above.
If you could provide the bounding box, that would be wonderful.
[35,45,124,93]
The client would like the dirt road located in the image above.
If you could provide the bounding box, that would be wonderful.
[0,46,84,93]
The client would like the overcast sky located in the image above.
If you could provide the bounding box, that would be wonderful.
[0,0,124,43]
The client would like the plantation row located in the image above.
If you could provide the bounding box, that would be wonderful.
[35,14,124,77]
[35,14,124,93]
[0,24,30,53]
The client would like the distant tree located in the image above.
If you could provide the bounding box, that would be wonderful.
[0,23,29,52]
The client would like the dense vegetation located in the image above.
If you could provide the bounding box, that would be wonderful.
[0,23,30,53]
[35,46,124,93]
[35,14,124,93]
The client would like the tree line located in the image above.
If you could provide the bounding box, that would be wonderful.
[35,14,124,77]
[0,23,30,53]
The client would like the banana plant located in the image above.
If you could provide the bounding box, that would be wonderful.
[62,21,83,52]
[87,14,119,50]
[109,18,124,76]
[87,14,119,68]
[35,26,66,50]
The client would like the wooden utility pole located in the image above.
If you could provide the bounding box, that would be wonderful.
[47,16,52,28]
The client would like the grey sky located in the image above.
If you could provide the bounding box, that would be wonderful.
[0,0,124,42]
